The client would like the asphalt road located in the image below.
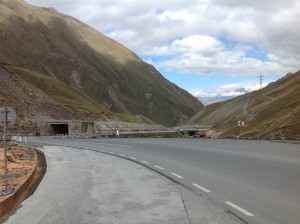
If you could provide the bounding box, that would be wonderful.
[29,137,300,224]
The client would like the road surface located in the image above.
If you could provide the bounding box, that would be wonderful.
[29,137,300,224]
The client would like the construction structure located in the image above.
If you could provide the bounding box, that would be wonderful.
[37,120,94,136]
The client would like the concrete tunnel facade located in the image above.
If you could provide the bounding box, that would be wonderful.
[41,121,94,136]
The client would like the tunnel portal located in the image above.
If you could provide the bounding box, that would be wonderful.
[187,131,197,136]
[50,123,69,135]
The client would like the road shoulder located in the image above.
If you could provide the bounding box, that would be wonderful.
[0,145,46,219]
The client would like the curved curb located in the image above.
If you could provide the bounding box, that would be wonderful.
[0,148,47,219]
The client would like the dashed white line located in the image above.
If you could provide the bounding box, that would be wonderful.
[129,157,137,160]
[141,160,149,164]
[154,165,164,170]
[225,201,254,217]
[193,184,210,193]
[171,173,183,179]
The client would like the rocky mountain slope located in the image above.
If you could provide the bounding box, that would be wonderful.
[0,62,111,128]
[0,0,203,126]
[189,71,300,140]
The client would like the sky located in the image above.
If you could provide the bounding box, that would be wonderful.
[25,0,300,104]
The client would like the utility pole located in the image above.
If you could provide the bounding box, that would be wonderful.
[0,106,16,196]
[258,73,264,89]
[3,107,8,194]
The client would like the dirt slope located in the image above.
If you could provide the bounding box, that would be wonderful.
[0,62,110,128]
[0,0,203,126]
[190,71,300,140]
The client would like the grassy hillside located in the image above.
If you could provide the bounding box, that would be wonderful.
[0,62,111,125]
[191,71,300,140]
[7,64,109,116]
[114,113,156,124]
[0,0,203,126]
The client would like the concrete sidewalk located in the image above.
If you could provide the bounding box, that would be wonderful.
[1,146,244,224]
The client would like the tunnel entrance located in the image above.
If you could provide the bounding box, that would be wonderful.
[187,131,197,136]
[50,123,69,135]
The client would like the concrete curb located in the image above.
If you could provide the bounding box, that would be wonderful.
[0,147,46,219]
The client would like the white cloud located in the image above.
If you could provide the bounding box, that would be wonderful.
[156,36,284,76]
[211,0,295,10]
[25,0,300,77]
[172,35,223,53]
[221,91,245,97]
[192,80,268,100]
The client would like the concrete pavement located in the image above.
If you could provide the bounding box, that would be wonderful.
[43,138,300,224]
[1,146,244,224]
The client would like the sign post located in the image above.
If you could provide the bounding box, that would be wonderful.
[238,120,245,136]
[0,106,16,195]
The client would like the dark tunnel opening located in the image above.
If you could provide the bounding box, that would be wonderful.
[187,131,197,136]
[50,124,69,135]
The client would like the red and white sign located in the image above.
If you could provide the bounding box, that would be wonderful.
[238,120,245,127]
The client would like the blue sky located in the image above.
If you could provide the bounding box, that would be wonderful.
[25,0,300,104]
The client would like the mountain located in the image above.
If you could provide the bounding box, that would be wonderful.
[189,71,300,140]
[0,61,111,128]
[0,0,203,126]
[197,88,251,105]
[198,96,232,106]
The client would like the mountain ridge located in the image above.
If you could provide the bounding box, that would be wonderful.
[189,71,300,139]
[0,61,111,128]
[0,0,204,126]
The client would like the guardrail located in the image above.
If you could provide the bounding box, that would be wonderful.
[10,125,212,140]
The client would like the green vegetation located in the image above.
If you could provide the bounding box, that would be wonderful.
[8,65,108,116]
[0,0,203,126]
[115,113,156,124]
[191,71,300,140]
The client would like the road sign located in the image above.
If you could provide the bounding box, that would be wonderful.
[238,120,245,127]
[0,106,16,127]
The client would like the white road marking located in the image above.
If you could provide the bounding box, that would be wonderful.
[119,154,125,157]
[171,173,183,179]
[141,160,149,164]
[129,157,137,160]
[154,165,164,170]
[193,184,210,193]
[225,201,254,217]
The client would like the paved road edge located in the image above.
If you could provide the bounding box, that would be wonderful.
[0,147,47,220]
